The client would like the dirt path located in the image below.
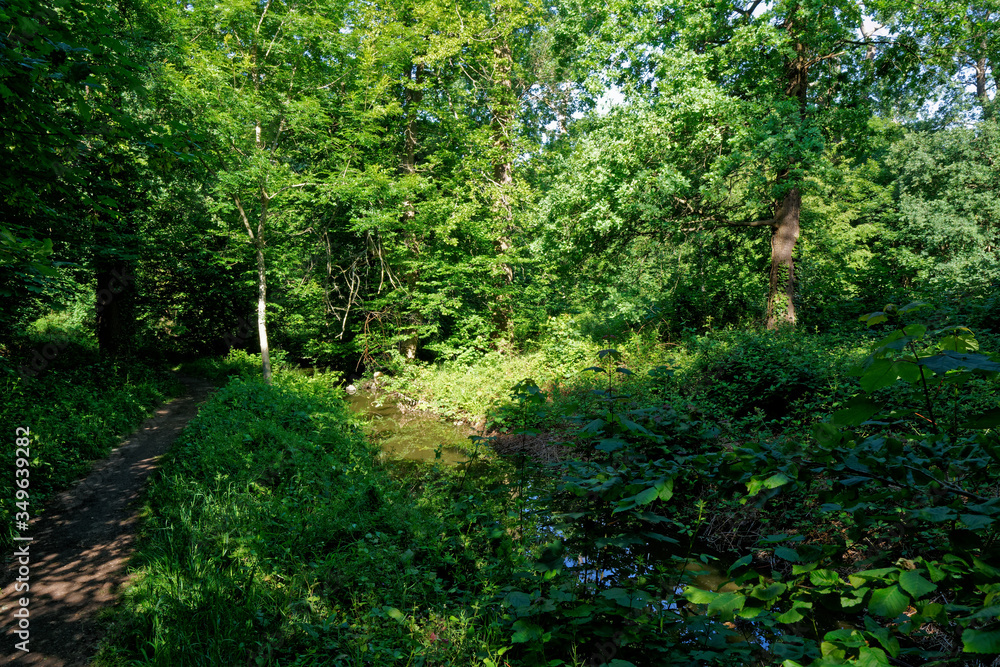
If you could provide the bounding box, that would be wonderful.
[1,374,216,666]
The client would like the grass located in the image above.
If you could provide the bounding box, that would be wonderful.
[95,369,526,666]
[0,336,182,549]
[379,324,874,442]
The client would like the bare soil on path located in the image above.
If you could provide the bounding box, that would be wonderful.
[1,374,216,666]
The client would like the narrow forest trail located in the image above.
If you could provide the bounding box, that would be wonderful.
[1,374,216,666]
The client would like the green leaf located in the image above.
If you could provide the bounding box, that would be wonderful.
[656,477,674,501]
[960,514,995,531]
[595,438,626,452]
[809,569,842,587]
[973,557,1000,578]
[918,351,1000,374]
[814,422,841,446]
[856,646,890,667]
[792,562,818,575]
[511,620,544,643]
[750,582,787,601]
[729,554,753,572]
[849,568,898,587]
[925,561,946,583]
[383,606,405,621]
[600,588,652,609]
[776,601,812,624]
[612,486,659,513]
[618,417,650,435]
[774,546,800,562]
[860,311,889,327]
[962,628,1000,653]
[832,396,882,426]
[562,604,595,618]
[961,605,1000,621]
[894,360,922,384]
[707,592,746,618]
[965,408,1000,429]
[868,585,909,618]
[912,506,958,522]
[641,531,679,544]
[685,587,717,604]
[898,570,936,598]
[747,472,791,496]
[899,302,930,315]
[505,592,532,609]
[859,358,898,391]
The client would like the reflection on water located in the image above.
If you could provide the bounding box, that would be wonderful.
[347,392,472,465]
[539,513,773,651]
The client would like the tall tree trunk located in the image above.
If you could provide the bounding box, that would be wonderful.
[235,192,272,384]
[398,62,423,361]
[403,64,423,175]
[255,238,272,384]
[95,202,137,359]
[96,258,135,358]
[976,55,989,107]
[765,9,807,330]
[489,23,516,338]
[492,29,515,285]
[765,187,801,329]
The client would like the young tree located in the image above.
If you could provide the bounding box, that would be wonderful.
[161,0,365,382]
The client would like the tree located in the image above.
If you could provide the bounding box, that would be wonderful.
[0,0,160,359]
[549,0,899,329]
[882,121,1000,296]
[161,0,367,382]
[879,1,1000,121]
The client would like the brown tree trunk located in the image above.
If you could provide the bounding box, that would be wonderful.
[492,34,515,285]
[765,187,801,329]
[976,55,988,106]
[766,8,806,330]
[96,260,135,359]
[403,64,423,175]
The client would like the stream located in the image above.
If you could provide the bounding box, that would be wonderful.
[347,389,733,586]
[347,388,773,649]
[346,391,472,465]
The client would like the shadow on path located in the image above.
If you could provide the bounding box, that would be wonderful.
[1,375,216,666]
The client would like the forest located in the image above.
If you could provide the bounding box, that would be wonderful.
[2,0,1000,664]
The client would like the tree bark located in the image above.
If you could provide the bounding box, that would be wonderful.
[398,61,423,360]
[255,239,272,384]
[492,31,515,286]
[235,192,272,384]
[765,187,801,329]
[403,64,423,175]
[96,259,135,359]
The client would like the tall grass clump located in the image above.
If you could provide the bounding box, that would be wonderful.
[0,355,180,548]
[96,371,518,666]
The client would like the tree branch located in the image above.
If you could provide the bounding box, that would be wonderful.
[680,217,775,233]
[234,195,255,242]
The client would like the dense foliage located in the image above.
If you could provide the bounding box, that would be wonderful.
[4,0,997,367]
[3,0,1000,665]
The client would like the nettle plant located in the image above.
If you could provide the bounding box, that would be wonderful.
[717,303,1000,665]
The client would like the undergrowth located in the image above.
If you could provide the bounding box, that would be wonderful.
[94,370,525,666]
[0,351,180,549]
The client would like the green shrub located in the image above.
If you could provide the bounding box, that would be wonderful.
[96,371,519,666]
[0,359,179,548]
